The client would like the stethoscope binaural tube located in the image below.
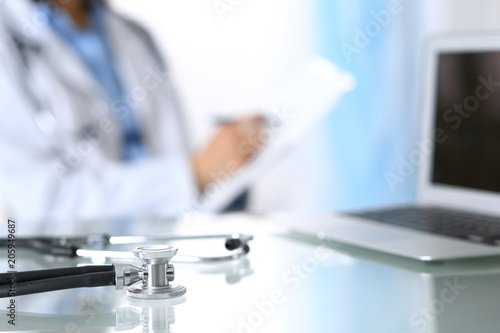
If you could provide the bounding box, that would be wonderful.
[0,233,253,262]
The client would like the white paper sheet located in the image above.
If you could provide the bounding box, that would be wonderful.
[198,56,356,212]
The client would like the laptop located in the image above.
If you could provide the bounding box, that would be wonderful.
[286,33,500,261]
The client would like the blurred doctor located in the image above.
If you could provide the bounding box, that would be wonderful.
[0,0,262,224]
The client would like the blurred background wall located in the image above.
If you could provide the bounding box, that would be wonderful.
[110,0,500,213]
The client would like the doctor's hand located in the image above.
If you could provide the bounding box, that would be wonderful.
[191,115,265,190]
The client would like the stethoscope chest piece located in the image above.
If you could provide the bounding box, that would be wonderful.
[126,245,186,300]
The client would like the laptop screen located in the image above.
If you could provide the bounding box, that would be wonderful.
[432,51,500,193]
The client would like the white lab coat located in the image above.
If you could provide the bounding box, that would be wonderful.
[0,0,199,225]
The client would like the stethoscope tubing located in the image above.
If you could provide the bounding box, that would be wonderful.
[0,266,115,298]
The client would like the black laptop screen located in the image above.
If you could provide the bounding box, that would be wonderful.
[432,51,500,193]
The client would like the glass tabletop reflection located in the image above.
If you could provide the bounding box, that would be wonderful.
[1,213,500,333]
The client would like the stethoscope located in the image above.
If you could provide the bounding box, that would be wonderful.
[0,233,253,299]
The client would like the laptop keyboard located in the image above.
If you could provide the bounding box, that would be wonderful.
[349,206,500,246]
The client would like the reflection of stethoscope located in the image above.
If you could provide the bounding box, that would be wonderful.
[0,297,185,332]
[0,233,253,299]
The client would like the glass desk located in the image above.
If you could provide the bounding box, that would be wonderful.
[1,213,500,332]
